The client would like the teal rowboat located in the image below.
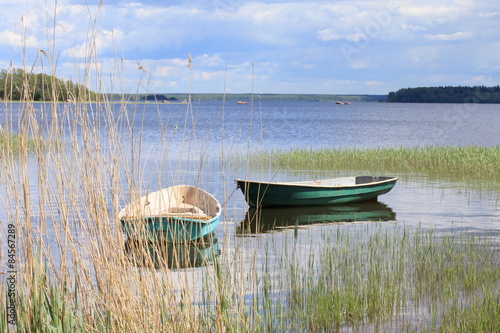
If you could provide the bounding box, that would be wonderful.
[119,185,221,242]
[236,176,398,207]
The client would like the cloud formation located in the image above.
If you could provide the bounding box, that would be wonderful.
[0,0,499,94]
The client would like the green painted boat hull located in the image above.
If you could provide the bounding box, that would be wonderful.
[121,215,219,243]
[118,185,221,243]
[236,176,398,207]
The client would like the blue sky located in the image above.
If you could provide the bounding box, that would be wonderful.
[0,0,499,95]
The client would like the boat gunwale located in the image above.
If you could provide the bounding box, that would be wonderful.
[120,214,217,224]
[118,184,221,220]
[235,176,398,189]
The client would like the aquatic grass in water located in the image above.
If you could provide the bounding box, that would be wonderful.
[2,226,498,331]
[0,132,39,154]
[280,226,499,331]
[244,146,500,182]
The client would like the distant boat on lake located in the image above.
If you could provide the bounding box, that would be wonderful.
[237,101,248,104]
[119,185,221,242]
[236,176,398,208]
[336,101,351,105]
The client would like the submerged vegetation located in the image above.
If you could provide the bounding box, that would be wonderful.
[0,132,38,154]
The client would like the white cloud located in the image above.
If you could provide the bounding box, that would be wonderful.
[0,29,22,47]
[478,11,500,18]
[365,81,384,86]
[317,28,341,42]
[349,60,370,69]
[408,46,442,65]
[399,5,457,18]
[195,54,224,67]
[425,31,473,41]
[0,0,499,94]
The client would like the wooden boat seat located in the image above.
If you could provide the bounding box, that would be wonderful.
[156,203,212,220]
[169,203,204,214]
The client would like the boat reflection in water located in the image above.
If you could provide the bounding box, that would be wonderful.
[124,233,220,269]
[237,201,396,235]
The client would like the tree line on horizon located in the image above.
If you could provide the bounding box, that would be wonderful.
[387,86,500,103]
[0,68,98,102]
[3,67,500,104]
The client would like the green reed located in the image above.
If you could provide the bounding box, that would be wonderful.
[243,146,500,181]
[0,132,39,154]
[276,226,499,331]
[2,226,498,332]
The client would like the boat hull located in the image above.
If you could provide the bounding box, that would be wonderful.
[120,215,219,242]
[236,176,398,207]
[118,185,221,242]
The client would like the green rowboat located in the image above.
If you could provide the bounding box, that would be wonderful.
[236,176,398,207]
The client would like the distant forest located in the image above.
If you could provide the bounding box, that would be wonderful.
[4,68,498,105]
[387,86,500,103]
[0,68,98,101]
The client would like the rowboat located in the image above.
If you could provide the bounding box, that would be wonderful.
[235,176,398,207]
[237,201,396,235]
[124,233,220,269]
[119,185,221,242]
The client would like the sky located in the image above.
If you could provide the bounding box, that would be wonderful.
[0,0,499,95]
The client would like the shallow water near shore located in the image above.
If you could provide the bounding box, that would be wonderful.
[1,101,499,262]
[1,101,499,330]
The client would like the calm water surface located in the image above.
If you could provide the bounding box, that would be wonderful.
[1,102,499,314]
[1,100,499,237]
[131,101,500,155]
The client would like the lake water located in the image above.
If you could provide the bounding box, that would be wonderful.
[1,100,499,242]
[1,101,499,325]
[121,101,499,233]
[119,100,500,156]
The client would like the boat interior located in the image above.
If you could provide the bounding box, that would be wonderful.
[279,176,395,187]
[119,185,220,220]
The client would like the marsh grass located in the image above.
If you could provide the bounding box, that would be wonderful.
[271,227,500,331]
[242,146,500,183]
[0,132,39,154]
[1,226,499,331]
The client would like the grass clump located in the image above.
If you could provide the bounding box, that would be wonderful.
[0,132,39,154]
[2,227,498,332]
[245,145,500,181]
[282,227,500,331]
